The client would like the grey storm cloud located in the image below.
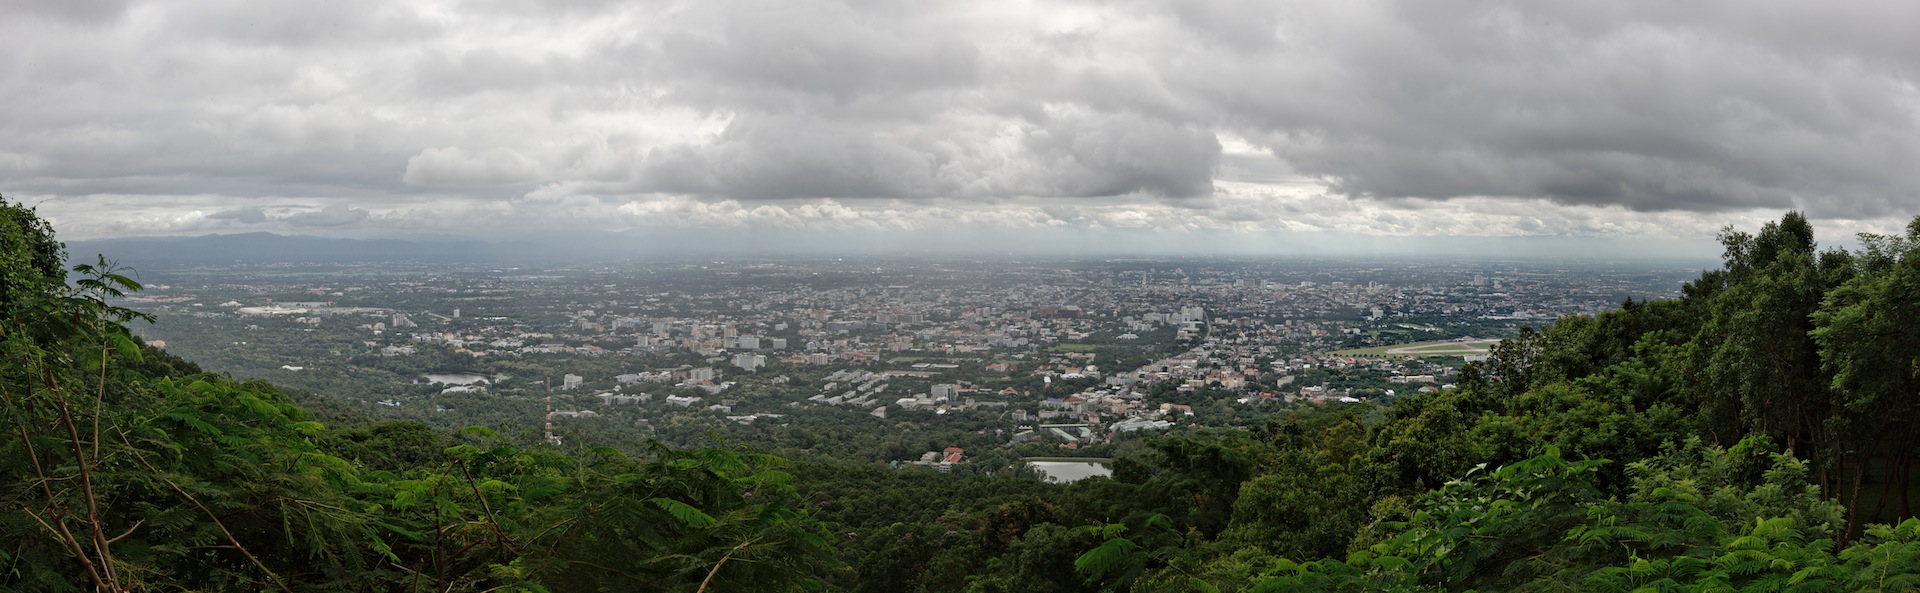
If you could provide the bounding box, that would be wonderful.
[636,115,949,199]
[652,1,984,103]
[632,112,1220,200]
[1155,0,1920,216]
[2,0,1916,241]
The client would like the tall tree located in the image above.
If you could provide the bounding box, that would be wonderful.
[1686,212,1845,488]
[1814,216,1920,525]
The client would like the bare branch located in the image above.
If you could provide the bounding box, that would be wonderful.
[119,433,294,593]
[105,518,146,546]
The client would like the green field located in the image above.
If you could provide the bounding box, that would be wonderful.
[1331,338,1501,358]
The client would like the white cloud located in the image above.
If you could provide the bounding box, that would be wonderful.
[403,147,543,186]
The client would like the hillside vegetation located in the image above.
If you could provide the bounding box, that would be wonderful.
[6,196,1920,592]
[3,199,836,592]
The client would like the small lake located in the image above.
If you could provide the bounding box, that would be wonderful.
[425,373,489,385]
[1027,460,1113,483]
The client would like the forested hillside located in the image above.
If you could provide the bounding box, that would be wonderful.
[7,196,1920,592]
[1048,213,1920,592]
[4,199,838,592]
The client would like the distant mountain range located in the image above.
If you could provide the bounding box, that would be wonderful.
[65,229,838,267]
[66,229,1725,267]
[67,232,520,266]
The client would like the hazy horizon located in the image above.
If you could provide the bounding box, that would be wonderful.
[67,226,1737,263]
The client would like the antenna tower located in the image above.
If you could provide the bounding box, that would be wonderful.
[544,377,561,446]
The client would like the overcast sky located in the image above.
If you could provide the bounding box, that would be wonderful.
[5,0,1916,256]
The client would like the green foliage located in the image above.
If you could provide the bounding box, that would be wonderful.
[0,197,65,310]
[1060,213,1920,593]
[1688,213,1842,465]
[0,197,839,592]
[1073,514,1191,591]
[1231,445,1908,593]
[1812,218,1920,522]
[1226,406,1378,560]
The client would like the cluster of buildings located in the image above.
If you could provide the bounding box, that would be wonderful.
[130,258,1695,462]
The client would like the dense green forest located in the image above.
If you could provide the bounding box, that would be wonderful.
[8,196,1920,592]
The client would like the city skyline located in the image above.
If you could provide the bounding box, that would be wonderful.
[6,0,1917,256]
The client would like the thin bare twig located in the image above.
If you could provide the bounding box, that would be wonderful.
[93,345,108,466]
[119,433,293,593]
[105,518,145,545]
[21,506,98,585]
[456,459,520,554]
[696,537,760,593]
[42,367,121,591]
[566,558,644,581]
[13,365,109,588]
